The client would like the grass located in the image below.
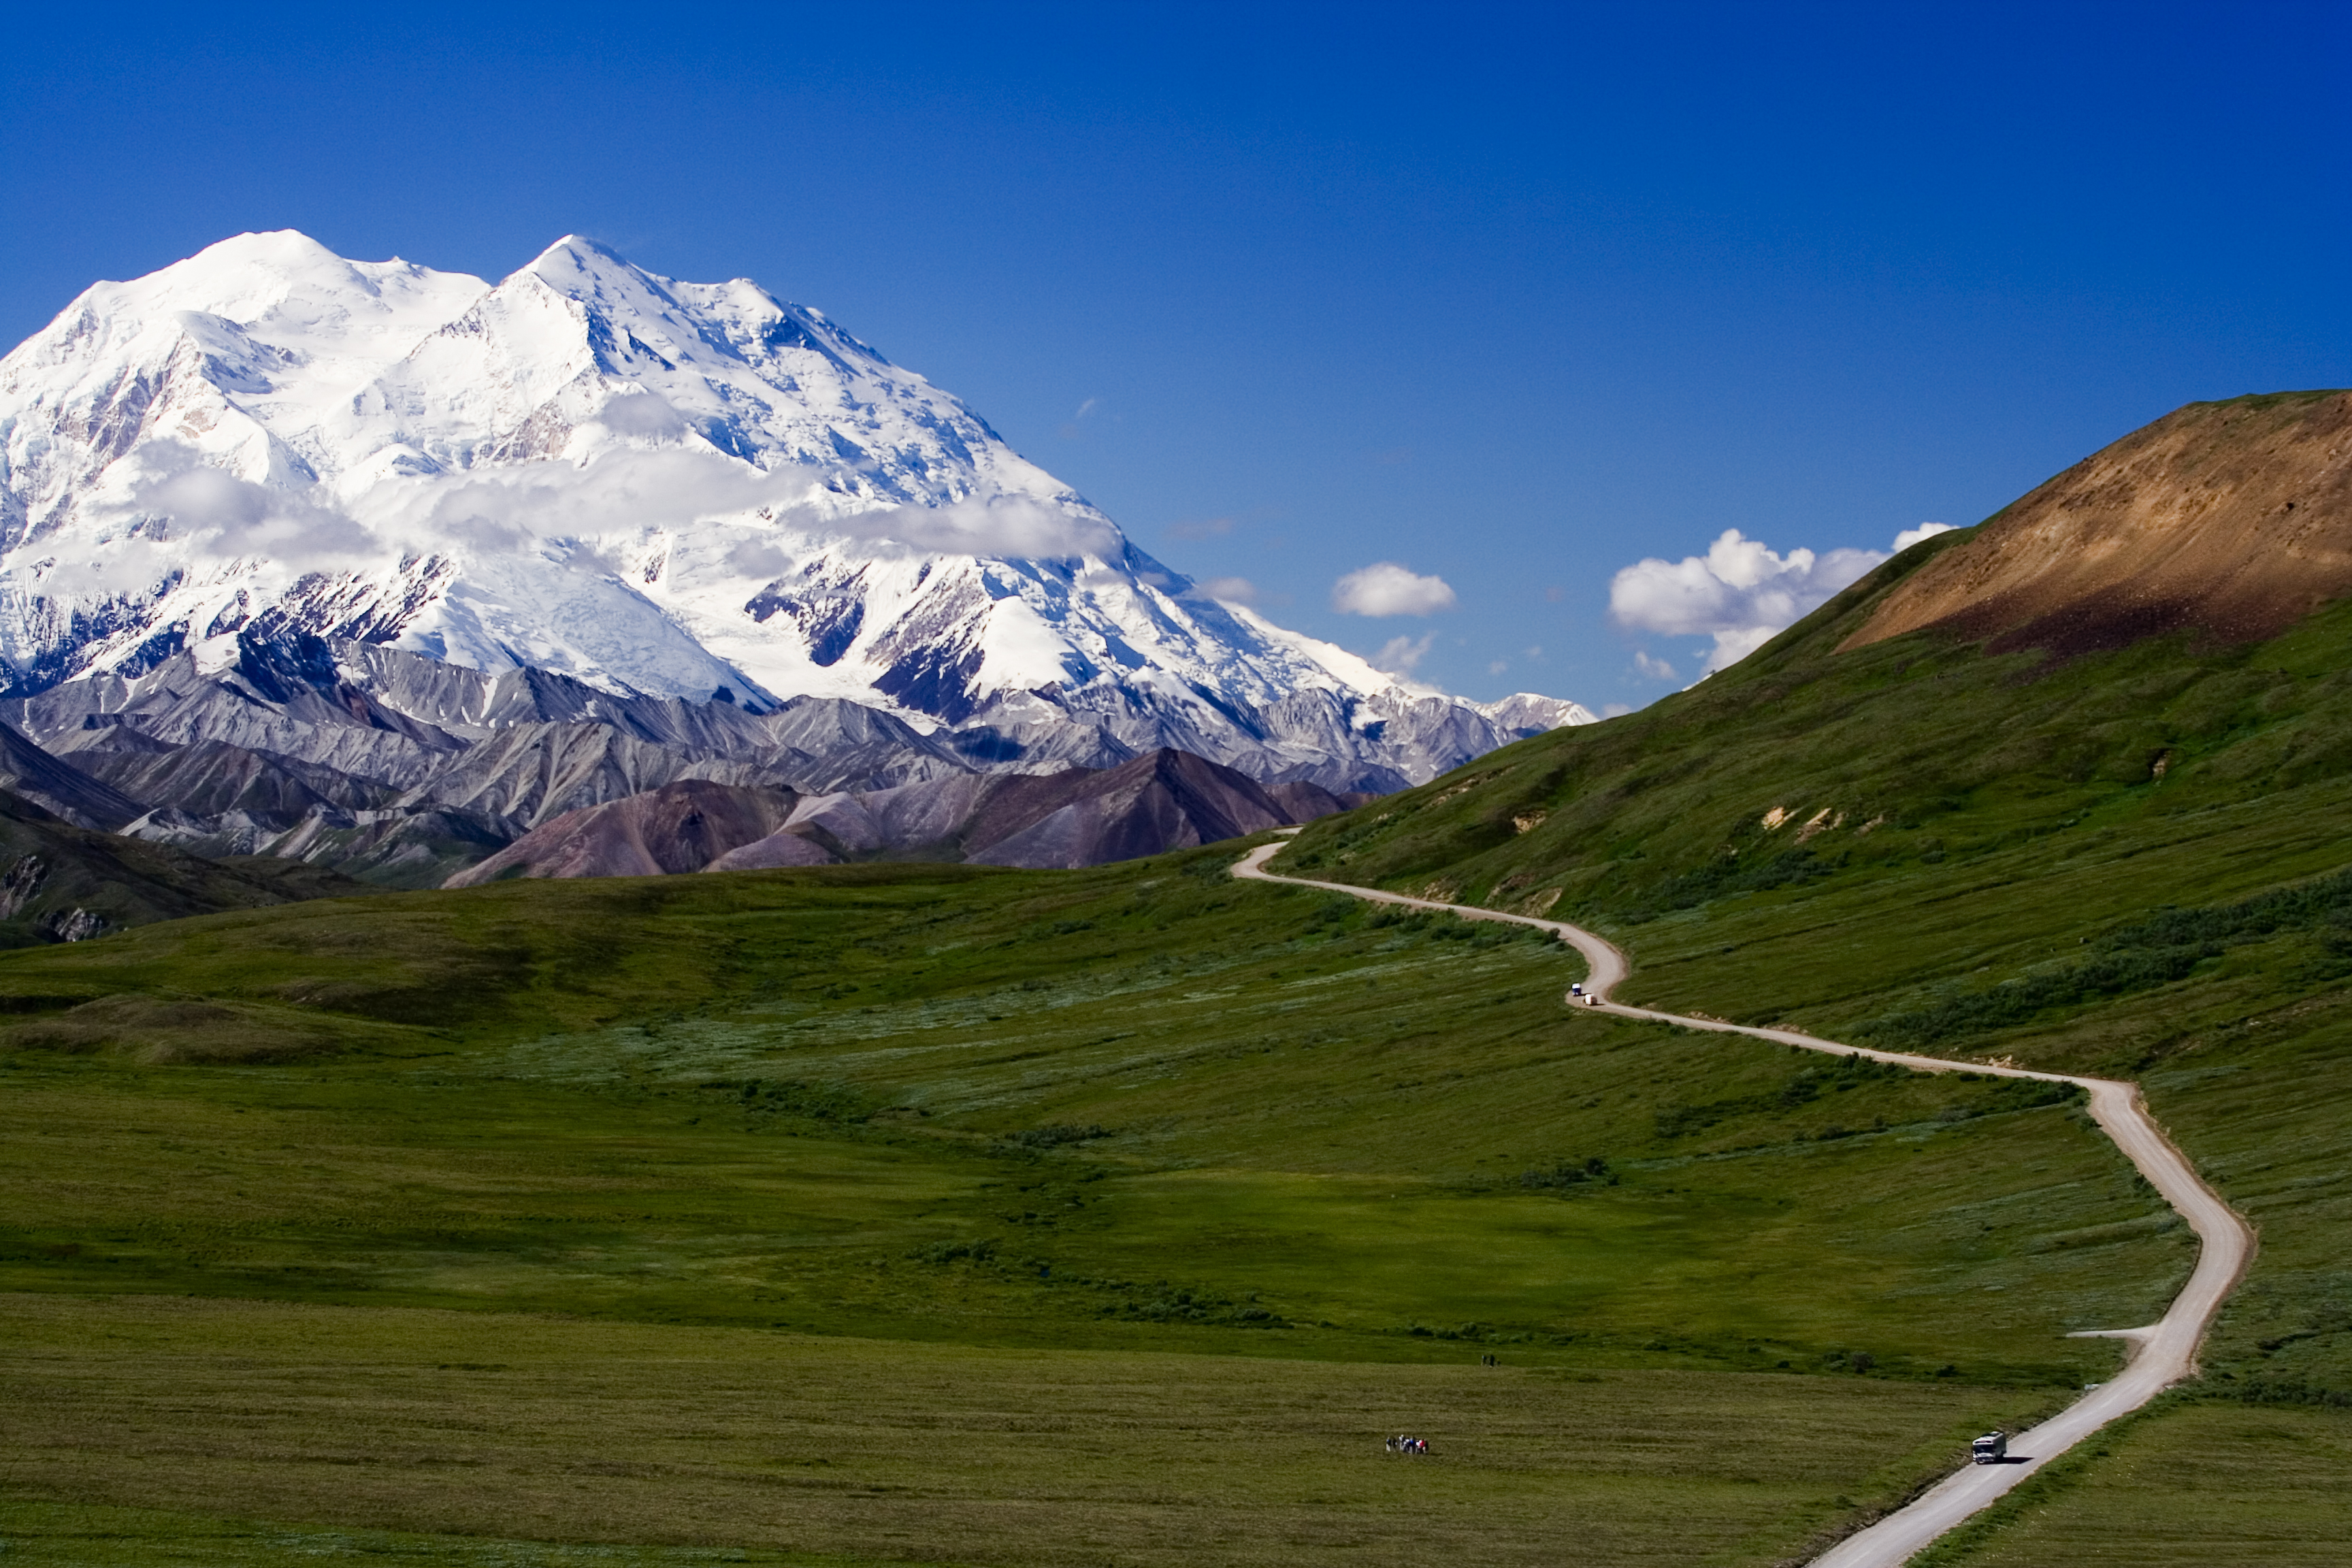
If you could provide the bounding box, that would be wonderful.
[0,853,2180,1377]
[0,1292,2046,1568]
[0,840,2184,1563]
[1274,538,2352,1554]
[1908,1395,2352,1566]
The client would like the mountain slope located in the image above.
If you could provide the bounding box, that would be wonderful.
[449,747,1347,884]
[0,722,148,830]
[1846,389,2352,657]
[1282,393,2352,917]
[444,779,800,883]
[0,787,366,945]
[1271,391,2352,1538]
[0,231,1588,789]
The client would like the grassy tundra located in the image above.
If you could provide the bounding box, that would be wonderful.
[1,842,2171,1565]
[1277,529,2352,1562]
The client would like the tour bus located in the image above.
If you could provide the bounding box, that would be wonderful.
[1970,1431,2008,1464]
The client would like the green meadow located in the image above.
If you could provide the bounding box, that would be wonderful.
[0,1293,2037,1568]
[0,841,2177,1565]
[1277,524,2352,1557]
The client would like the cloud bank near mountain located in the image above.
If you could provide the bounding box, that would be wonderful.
[1610,525,1952,674]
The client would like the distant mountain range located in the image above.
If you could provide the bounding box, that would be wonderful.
[448,748,1368,887]
[0,231,1590,886]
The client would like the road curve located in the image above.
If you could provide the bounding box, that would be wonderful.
[1232,840,2254,1567]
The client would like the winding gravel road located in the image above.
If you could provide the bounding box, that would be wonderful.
[1233,840,2254,1567]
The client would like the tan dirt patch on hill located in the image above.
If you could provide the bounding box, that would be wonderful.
[1844,390,2352,657]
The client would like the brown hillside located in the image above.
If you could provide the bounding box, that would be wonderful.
[1843,389,2352,657]
[444,781,799,886]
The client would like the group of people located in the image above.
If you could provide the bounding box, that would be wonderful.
[1384,1435,1430,1455]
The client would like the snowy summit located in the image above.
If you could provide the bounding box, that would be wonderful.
[0,233,1588,787]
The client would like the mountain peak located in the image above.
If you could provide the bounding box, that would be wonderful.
[182,227,346,272]
[77,229,371,326]
[0,233,1590,786]
[525,233,640,287]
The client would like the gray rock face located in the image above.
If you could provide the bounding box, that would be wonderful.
[958,749,1297,869]
[399,722,767,828]
[0,624,1583,885]
[75,739,391,820]
[0,722,149,830]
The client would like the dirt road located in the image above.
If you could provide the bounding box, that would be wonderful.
[1232,840,2254,1567]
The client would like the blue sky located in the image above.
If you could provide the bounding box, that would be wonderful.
[4,1,2345,708]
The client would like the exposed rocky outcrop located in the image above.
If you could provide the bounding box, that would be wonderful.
[1845,390,2352,657]
[445,781,800,885]
[958,749,1313,870]
[398,722,766,829]
[74,739,391,821]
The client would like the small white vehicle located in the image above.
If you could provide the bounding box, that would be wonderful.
[1970,1431,2008,1465]
[1570,983,1584,997]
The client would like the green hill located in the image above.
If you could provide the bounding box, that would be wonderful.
[1271,395,2352,1562]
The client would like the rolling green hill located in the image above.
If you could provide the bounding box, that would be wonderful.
[1270,397,2352,1562]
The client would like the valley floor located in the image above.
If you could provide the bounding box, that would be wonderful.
[0,840,2290,1565]
[1,1292,2026,1568]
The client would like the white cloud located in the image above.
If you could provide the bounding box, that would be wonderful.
[1603,702,1634,718]
[87,441,381,576]
[1488,658,1509,675]
[1608,527,1891,674]
[1371,632,1437,673]
[1895,521,1955,551]
[63,444,1131,613]
[1059,397,1101,440]
[595,389,689,439]
[360,450,1120,565]
[1332,561,1457,617]
[828,492,1122,559]
[1633,649,1678,681]
[1199,575,1259,604]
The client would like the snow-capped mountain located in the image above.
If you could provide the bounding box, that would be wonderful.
[0,231,1589,792]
